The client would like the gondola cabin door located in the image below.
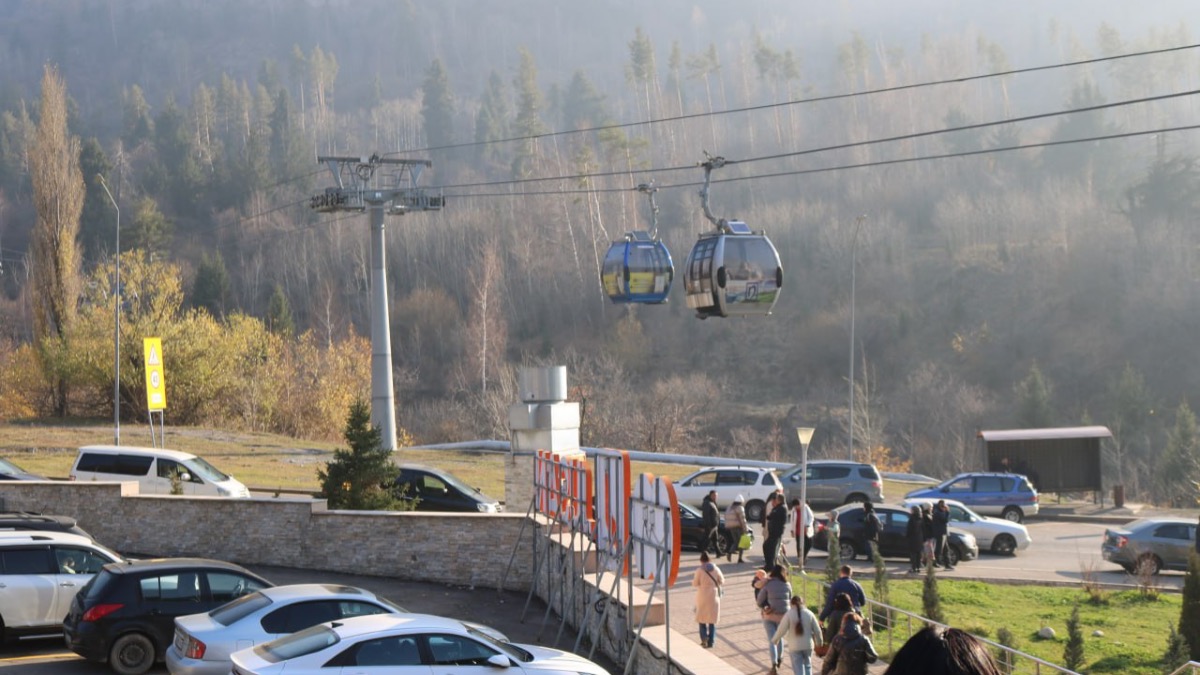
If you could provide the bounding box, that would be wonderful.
[683,221,782,318]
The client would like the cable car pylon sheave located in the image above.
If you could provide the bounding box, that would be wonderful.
[683,153,783,319]
[601,182,675,304]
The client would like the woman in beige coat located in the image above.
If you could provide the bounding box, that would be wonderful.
[691,551,725,648]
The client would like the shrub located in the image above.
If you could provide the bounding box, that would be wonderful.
[1063,604,1085,671]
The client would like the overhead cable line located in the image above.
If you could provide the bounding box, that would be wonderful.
[436,88,1200,192]
[442,123,1200,198]
[390,42,1200,158]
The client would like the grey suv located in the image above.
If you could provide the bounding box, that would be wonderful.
[781,460,883,508]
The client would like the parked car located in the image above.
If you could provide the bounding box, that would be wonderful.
[228,614,609,675]
[1101,518,1196,575]
[0,531,123,641]
[71,445,250,498]
[780,459,884,508]
[673,466,783,523]
[812,503,979,566]
[63,558,273,675]
[166,583,509,675]
[904,472,1039,523]
[393,464,502,513]
[901,498,1032,555]
[0,511,93,539]
[0,456,45,480]
[677,502,744,555]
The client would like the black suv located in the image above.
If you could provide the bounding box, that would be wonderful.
[62,558,272,675]
[0,511,92,539]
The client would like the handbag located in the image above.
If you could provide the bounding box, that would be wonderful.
[814,644,829,657]
[738,532,752,550]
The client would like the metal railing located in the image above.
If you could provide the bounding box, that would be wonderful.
[794,570,1079,675]
[1167,662,1200,675]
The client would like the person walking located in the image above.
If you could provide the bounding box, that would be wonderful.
[905,505,923,574]
[756,564,791,674]
[701,490,721,555]
[691,551,724,648]
[820,612,878,675]
[933,500,954,570]
[861,502,882,560]
[819,565,866,622]
[920,504,936,568]
[772,595,823,675]
[800,500,815,566]
[820,592,856,645]
[763,494,787,570]
[725,494,748,563]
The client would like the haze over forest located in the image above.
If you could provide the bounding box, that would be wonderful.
[1,0,1199,502]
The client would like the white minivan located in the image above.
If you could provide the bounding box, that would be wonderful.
[70,445,250,497]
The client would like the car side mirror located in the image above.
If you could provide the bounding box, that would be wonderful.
[940,487,950,493]
[179,472,191,482]
[487,654,513,668]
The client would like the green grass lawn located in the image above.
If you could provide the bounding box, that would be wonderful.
[851,578,1180,675]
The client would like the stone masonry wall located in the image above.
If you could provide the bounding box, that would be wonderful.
[0,481,535,591]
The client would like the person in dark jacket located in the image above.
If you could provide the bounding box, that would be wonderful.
[819,565,866,621]
[933,500,954,570]
[883,625,1002,675]
[862,501,882,560]
[763,493,787,570]
[820,612,878,675]
[701,490,721,554]
[920,504,935,568]
[906,505,924,574]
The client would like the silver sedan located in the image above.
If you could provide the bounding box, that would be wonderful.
[902,498,1032,555]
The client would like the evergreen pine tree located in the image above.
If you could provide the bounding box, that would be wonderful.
[1165,623,1191,673]
[995,626,1017,675]
[1159,401,1200,506]
[871,545,888,631]
[1063,604,1085,671]
[265,284,295,338]
[421,59,455,150]
[317,401,406,511]
[1180,552,1200,659]
[922,563,944,624]
[825,527,841,586]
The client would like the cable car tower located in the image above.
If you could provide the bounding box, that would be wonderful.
[682,154,783,318]
[312,154,444,450]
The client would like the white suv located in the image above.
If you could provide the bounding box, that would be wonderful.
[674,466,783,523]
[0,531,123,639]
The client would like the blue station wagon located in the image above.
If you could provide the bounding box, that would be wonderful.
[905,472,1038,523]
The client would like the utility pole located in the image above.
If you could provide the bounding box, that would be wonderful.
[312,155,443,450]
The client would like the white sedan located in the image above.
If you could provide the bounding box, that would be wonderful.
[167,584,507,675]
[902,498,1032,555]
[229,614,609,675]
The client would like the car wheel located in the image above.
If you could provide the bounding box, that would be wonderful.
[839,541,858,561]
[109,632,156,675]
[1136,553,1162,576]
[714,532,730,557]
[844,493,868,505]
[745,500,765,524]
[946,546,961,567]
[1001,507,1023,523]
[991,534,1017,556]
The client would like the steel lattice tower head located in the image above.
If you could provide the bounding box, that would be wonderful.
[313,154,444,450]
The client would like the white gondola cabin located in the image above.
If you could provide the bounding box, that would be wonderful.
[682,220,782,318]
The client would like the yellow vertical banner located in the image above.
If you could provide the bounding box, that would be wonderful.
[143,337,167,411]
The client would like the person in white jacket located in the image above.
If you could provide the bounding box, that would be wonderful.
[772,595,824,675]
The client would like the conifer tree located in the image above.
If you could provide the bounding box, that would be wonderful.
[1165,623,1191,673]
[1179,552,1200,659]
[1063,604,1085,671]
[922,563,944,624]
[421,59,455,151]
[317,400,405,511]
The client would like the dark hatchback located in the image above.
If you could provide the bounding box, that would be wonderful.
[0,457,46,480]
[62,558,272,675]
[812,503,979,566]
[394,464,503,513]
[677,502,743,555]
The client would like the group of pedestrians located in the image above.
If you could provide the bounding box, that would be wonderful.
[905,500,955,573]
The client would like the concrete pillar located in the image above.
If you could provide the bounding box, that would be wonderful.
[506,366,582,510]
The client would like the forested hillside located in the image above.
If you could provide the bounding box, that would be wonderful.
[0,0,1198,503]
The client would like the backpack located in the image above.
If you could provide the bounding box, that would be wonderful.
[862,512,881,540]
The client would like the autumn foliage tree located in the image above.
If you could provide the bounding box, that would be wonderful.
[29,64,84,416]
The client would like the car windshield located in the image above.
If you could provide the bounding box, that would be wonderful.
[422,468,488,500]
[0,458,25,474]
[679,503,701,517]
[466,624,531,663]
[255,624,339,663]
[185,456,231,482]
[210,591,273,626]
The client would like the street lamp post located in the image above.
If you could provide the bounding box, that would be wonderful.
[796,427,815,513]
[97,175,120,446]
[848,214,865,462]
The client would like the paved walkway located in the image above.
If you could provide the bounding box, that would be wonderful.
[644,551,891,674]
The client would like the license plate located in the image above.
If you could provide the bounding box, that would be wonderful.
[173,631,186,653]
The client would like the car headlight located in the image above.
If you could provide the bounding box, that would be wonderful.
[476,502,498,513]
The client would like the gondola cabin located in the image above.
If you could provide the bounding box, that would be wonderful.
[601,231,674,304]
[683,220,783,318]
